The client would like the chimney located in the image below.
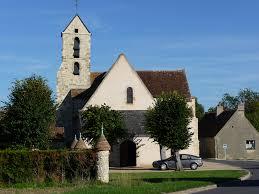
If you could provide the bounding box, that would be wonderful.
[216,105,224,116]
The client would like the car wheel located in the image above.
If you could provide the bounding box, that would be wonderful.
[160,163,167,170]
[190,163,198,170]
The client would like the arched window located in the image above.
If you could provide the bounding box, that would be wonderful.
[73,62,80,75]
[127,87,133,104]
[73,37,80,58]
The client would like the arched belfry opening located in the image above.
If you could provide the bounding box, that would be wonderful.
[120,140,136,167]
[73,62,80,75]
[73,37,80,58]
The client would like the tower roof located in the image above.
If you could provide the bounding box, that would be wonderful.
[62,14,91,34]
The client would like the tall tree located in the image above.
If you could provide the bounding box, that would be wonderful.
[238,89,259,130]
[219,93,239,110]
[80,104,126,146]
[1,75,56,149]
[214,88,259,130]
[145,92,193,171]
[195,97,205,121]
[207,106,216,113]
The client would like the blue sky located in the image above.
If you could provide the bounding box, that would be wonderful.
[0,0,259,110]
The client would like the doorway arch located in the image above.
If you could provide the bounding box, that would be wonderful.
[120,140,136,167]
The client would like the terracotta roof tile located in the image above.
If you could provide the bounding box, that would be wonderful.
[89,70,191,99]
[137,70,191,99]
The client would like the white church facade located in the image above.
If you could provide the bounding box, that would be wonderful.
[56,15,199,167]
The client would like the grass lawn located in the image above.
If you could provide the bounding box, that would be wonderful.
[0,170,246,194]
[65,170,246,194]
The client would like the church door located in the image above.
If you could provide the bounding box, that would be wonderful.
[120,140,136,167]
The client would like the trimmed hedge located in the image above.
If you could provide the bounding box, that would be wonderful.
[0,149,96,184]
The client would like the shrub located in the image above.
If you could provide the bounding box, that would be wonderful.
[0,149,96,185]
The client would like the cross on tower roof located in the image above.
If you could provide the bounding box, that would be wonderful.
[75,0,79,14]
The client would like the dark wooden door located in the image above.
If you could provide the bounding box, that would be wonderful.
[120,140,136,167]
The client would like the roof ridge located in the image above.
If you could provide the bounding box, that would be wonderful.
[136,69,184,72]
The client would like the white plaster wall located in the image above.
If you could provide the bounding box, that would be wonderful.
[134,137,161,167]
[187,97,196,118]
[136,116,199,167]
[57,16,91,104]
[181,97,200,156]
[180,116,199,156]
[84,54,154,110]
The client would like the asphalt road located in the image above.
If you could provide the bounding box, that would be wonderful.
[196,160,259,194]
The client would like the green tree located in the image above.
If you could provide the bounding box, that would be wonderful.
[238,89,259,130]
[1,75,56,149]
[145,92,193,171]
[214,88,259,130]
[80,104,126,146]
[219,93,239,110]
[207,106,216,113]
[195,97,204,121]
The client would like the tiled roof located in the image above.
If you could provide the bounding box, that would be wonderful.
[72,72,106,101]
[62,14,91,34]
[198,110,235,138]
[137,70,191,99]
[86,70,191,99]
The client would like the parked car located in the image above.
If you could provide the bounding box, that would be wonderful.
[152,154,203,170]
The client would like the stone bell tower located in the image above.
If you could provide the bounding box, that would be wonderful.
[57,15,91,104]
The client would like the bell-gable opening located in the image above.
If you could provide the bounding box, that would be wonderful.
[73,62,80,75]
[73,37,80,58]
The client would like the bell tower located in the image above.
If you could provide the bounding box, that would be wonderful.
[57,15,91,104]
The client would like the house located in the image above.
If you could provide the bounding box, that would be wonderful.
[56,15,199,167]
[199,104,259,160]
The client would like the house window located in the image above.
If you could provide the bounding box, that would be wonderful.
[246,140,255,150]
[75,29,78,33]
[73,62,80,75]
[73,37,80,58]
[127,87,133,104]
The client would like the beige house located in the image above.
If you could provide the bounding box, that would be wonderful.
[56,15,199,167]
[199,104,259,160]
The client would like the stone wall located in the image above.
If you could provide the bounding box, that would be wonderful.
[216,110,259,160]
[56,91,74,144]
[96,151,110,183]
[57,16,91,105]
[199,137,215,158]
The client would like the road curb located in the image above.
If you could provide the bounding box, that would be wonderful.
[240,169,251,181]
[167,169,251,194]
[166,184,217,194]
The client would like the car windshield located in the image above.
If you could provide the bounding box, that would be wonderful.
[180,155,191,160]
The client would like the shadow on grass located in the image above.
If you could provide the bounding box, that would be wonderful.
[142,177,259,187]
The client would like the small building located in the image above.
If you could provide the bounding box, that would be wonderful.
[199,104,259,160]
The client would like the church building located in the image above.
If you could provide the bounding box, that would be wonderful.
[56,15,199,167]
